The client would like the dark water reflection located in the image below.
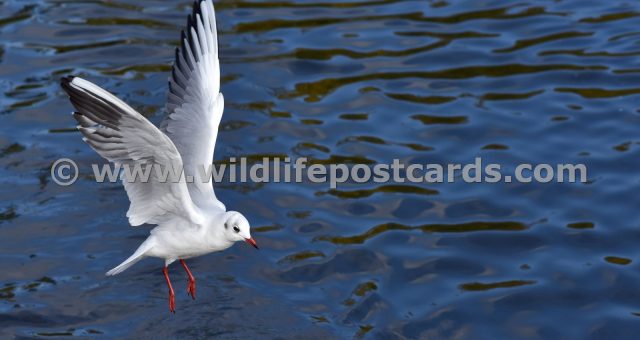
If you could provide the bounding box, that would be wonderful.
[2,0,640,338]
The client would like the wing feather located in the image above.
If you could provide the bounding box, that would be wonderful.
[161,0,225,212]
[61,76,204,227]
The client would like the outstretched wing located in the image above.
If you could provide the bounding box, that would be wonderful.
[61,76,204,227]
[160,0,225,212]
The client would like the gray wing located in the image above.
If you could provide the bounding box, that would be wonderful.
[61,76,204,227]
[160,0,226,212]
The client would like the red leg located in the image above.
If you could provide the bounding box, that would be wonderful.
[162,266,176,313]
[180,259,196,300]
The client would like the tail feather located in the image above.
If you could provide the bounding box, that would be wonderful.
[106,240,154,276]
[106,255,144,276]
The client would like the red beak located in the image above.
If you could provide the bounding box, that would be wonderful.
[245,237,259,249]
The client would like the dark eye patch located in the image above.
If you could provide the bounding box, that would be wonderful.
[233,226,240,233]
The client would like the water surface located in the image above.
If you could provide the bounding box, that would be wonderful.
[2,0,640,338]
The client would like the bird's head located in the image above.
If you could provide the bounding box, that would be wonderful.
[223,211,258,249]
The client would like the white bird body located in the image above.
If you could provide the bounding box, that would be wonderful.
[60,0,257,312]
[148,213,235,261]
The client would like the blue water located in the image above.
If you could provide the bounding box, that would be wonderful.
[2,0,640,338]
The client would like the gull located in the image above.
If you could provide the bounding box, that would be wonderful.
[60,0,257,313]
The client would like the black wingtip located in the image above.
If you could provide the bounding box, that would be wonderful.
[60,75,76,91]
[180,30,188,61]
[60,75,75,85]
[187,13,193,30]
[193,1,199,17]
[193,0,204,18]
[189,0,206,28]
[180,30,186,51]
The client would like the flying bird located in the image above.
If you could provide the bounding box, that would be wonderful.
[60,0,257,313]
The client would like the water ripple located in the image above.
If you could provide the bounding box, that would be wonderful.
[2,0,640,337]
